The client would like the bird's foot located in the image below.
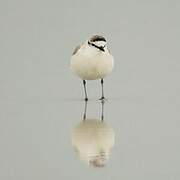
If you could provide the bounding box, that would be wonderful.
[99,96,106,103]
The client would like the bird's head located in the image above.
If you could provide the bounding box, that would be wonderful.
[88,35,107,52]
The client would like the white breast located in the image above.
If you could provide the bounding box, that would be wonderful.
[70,45,114,80]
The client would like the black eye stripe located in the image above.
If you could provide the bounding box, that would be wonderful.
[88,41,105,52]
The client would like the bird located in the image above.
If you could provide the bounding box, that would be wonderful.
[70,35,114,101]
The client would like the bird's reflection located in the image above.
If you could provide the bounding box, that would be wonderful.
[71,101,115,168]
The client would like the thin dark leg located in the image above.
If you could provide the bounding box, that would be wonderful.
[101,100,105,122]
[83,100,87,121]
[83,80,88,101]
[99,79,105,101]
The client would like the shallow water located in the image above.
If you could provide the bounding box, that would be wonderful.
[0,97,179,179]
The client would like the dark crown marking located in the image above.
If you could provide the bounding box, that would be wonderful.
[89,35,106,42]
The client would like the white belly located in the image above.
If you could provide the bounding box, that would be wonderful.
[70,49,114,80]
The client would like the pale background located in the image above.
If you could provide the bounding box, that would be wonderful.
[0,0,180,179]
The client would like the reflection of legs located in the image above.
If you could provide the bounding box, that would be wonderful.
[101,100,105,122]
[83,80,88,101]
[83,101,87,120]
[83,100,104,121]
[99,79,105,101]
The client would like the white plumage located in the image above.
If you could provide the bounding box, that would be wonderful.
[70,39,114,80]
[70,35,114,100]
